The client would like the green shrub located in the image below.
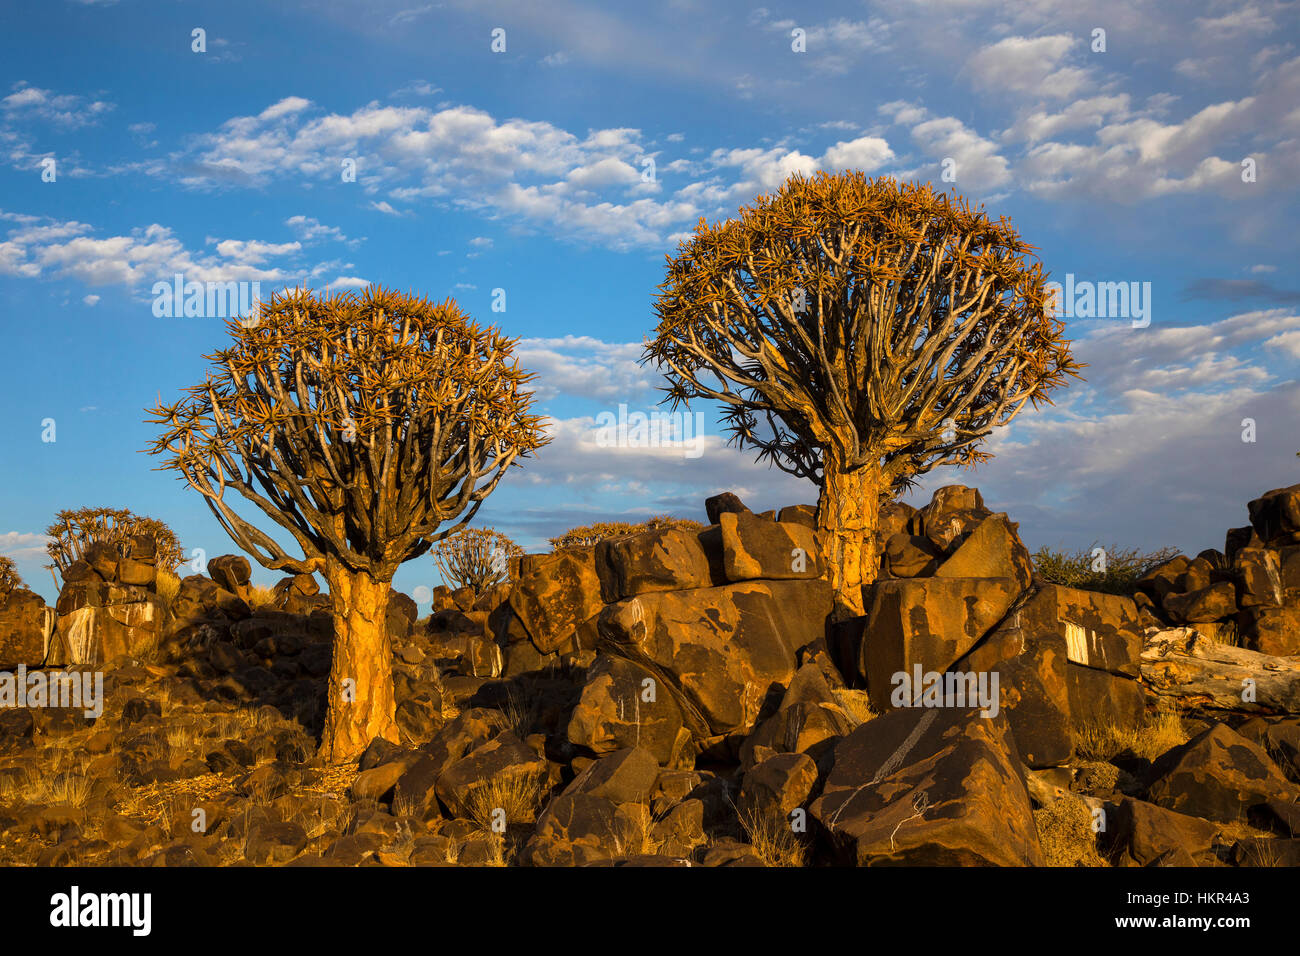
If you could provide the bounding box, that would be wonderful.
[1031,542,1182,595]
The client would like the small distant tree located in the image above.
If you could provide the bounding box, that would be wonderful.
[44,507,184,583]
[549,515,705,551]
[433,527,523,594]
[146,286,549,761]
[0,555,22,600]
[643,172,1081,617]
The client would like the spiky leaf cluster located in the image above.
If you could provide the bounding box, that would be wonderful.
[549,515,705,551]
[432,526,523,594]
[0,555,22,600]
[643,171,1082,494]
[44,507,184,579]
[145,286,550,579]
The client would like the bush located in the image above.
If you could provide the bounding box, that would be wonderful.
[549,515,705,551]
[433,527,523,594]
[0,555,22,600]
[1031,542,1182,595]
[44,507,184,583]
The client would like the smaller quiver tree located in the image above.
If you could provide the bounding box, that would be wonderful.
[432,527,523,595]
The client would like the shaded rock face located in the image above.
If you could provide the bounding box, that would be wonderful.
[594,527,721,601]
[509,549,603,654]
[861,577,1019,709]
[48,545,168,666]
[595,578,833,750]
[1133,483,1300,648]
[718,511,822,583]
[0,589,52,666]
[811,706,1043,866]
[566,653,693,768]
[1146,724,1298,823]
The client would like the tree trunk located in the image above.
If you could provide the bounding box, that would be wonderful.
[1141,627,1300,714]
[320,558,398,763]
[817,452,881,621]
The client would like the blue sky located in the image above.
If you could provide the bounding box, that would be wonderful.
[1,0,1297,605]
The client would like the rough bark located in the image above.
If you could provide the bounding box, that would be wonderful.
[319,558,398,763]
[1140,627,1300,714]
[817,453,880,621]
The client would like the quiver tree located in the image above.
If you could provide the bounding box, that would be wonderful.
[146,286,549,762]
[0,555,21,601]
[432,527,523,595]
[45,507,184,584]
[643,172,1081,618]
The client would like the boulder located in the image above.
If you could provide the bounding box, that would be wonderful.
[915,485,991,551]
[1236,605,1300,657]
[594,526,720,601]
[567,654,693,768]
[934,513,1033,592]
[718,511,822,583]
[1146,723,1297,823]
[597,578,833,749]
[861,577,1019,709]
[0,589,51,665]
[954,620,1073,768]
[810,706,1042,865]
[704,492,751,525]
[777,504,816,528]
[1136,556,1191,603]
[1006,584,1143,676]
[1105,797,1219,867]
[522,794,644,866]
[48,585,165,665]
[508,549,603,653]
[882,534,941,578]
[1247,484,1300,547]
[1163,582,1237,625]
[739,752,818,820]
[207,555,252,597]
[1234,547,1284,608]
[738,663,855,770]
[563,747,660,804]
[434,731,550,822]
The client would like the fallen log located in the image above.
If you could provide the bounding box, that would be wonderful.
[1140,627,1300,714]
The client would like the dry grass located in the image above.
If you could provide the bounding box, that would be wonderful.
[1033,796,1108,867]
[155,569,181,605]
[832,689,876,728]
[246,585,277,610]
[738,805,807,867]
[465,772,545,833]
[1075,712,1189,762]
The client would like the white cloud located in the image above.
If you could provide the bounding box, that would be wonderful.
[82,294,99,306]
[966,35,1091,99]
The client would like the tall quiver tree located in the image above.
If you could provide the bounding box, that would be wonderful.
[147,286,549,761]
[644,172,1080,619]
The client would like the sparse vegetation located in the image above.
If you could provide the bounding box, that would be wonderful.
[1032,542,1182,595]
[738,805,807,867]
[433,526,523,594]
[1075,711,1190,762]
[0,554,22,600]
[550,514,705,551]
[44,507,183,583]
